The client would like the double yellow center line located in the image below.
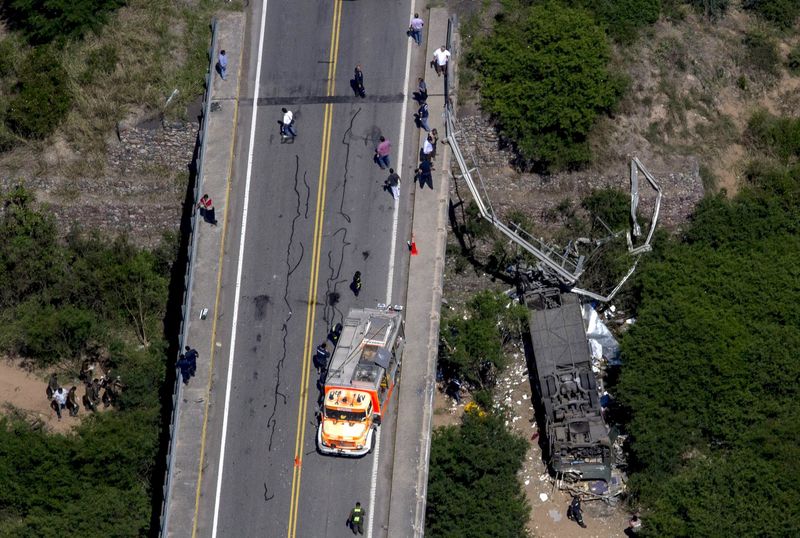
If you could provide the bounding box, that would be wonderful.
[286,0,343,536]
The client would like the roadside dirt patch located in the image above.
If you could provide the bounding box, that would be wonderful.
[0,360,85,434]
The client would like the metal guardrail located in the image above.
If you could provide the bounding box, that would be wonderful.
[442,37,661,300]
[158,18,218,536]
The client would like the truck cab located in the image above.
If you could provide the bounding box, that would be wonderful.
[317,307,403,457]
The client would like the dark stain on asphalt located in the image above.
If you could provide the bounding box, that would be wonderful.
[254,294,270,320]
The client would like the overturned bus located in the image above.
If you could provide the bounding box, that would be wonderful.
[526,291,613,482]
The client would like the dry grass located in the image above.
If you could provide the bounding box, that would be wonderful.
[0,0,233,180]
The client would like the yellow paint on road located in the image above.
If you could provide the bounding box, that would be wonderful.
[286,1,344,537]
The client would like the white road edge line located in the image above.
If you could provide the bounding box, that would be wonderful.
[210,0,269,536]
[367,2,416,536]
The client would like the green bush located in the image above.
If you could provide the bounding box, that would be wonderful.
[14,302,101,362]
[684,0,729,19]
[0,188,170,534]
[745,109,800,163]
[470,0,625,171]
[6,47,72,139]
[787,44,800,76]
[439,291,527,386]
[616,163,800,536]
[742,30,782,79]
[568,0,661,43]
[1,0,125,45]
[743,0,800,28]
[581,187,631,230]
[426,411,530,537]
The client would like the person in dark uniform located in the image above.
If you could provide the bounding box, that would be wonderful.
[328,323,343,347]
[313,343,331,375]
[46,373,58,400]
[348,502,365,535]
[567,496,587,528]
[353,64,366,98]
[350,271,362,297]
[66,386,80,417]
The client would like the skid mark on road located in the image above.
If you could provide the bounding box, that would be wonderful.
[266,156,307,451]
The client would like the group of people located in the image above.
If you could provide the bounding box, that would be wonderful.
[46,367,124,421]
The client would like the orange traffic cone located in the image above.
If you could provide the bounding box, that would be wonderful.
[407,235,418,256]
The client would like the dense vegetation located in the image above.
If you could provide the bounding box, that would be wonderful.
[1,0,125,45]
[439,291,527,387]
[615,122,800,535]
[0,189,174,535]
[0,0,222,154]
[426,409,530,538]
[470,0,626,171]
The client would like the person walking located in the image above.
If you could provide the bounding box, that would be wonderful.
[429,129,439,160]
[46,373,58,400]
[408,13,424,46]
[350,271,362,297]
[177,346,198,384]
[385,168,401,200]
[66,386,80,417]
[432,45,451,77]
[353,64,366,98]
[348,502,365,535]
[415,158,434,189]
[51,387,67,421]
[375,136,391,169]
[414,77,427,104]
[567,496,587,528]
[281,108,297,138]
[314,342,330,374]
[218,49,228,80]
[422,135,434,161]
[198,194,218,226]
[417,102,430,132]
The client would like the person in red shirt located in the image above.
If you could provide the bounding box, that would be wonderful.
[198,194,217,225]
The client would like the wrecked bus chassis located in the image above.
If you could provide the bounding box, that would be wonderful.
[526,290,626,501]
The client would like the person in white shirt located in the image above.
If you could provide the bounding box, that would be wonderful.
[281,108,297,138]
[432,46,451,77]
[422,135,434,161]
[51,387,67,420]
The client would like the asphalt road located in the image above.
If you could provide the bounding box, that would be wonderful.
[196,1,416,536]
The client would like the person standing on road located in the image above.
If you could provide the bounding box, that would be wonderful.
[432,45,451,77]
[375,136,391,169]
[314,342,331,375]
[218,49,228,80]
[385,168,401,200]
[198,194,218,226]
[416,102,430,132]
[409,13,424,46]
[281,108,297,138]
[350,271,362,297]
[348,502,365,535]
[177,346,198,384]
[353,64,366,98]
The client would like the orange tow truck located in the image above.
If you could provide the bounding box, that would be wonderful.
[317,307,404,457]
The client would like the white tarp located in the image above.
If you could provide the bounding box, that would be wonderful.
[582,304,621,366]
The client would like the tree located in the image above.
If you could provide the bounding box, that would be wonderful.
[0,0,125,45]
[439,291,527,386]
[616,159,800,535]
[426,410,530,537]
[470,0,625,170]
[567,0,661,43]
